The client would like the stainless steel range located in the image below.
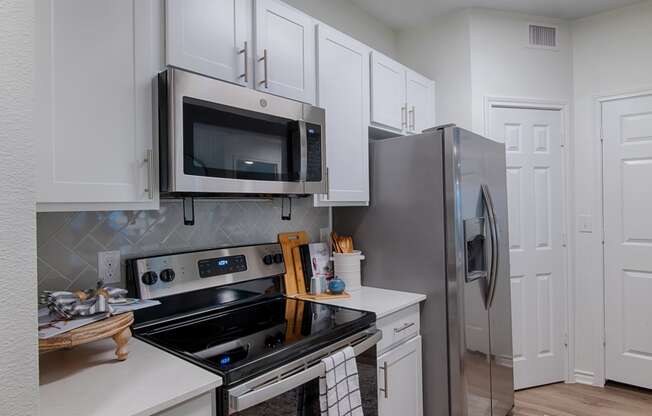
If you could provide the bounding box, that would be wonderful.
[127,243,380,415]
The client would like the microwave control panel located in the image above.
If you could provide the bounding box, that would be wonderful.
[306,123,322,182]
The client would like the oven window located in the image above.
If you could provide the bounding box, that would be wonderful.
[183,97,300,182]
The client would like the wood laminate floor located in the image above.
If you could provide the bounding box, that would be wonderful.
[513,382,652,416]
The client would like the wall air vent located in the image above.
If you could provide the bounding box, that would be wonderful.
[529,24,557,48]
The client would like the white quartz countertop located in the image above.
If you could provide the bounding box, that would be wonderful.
[311,286,426,319]
[39,337,222,416]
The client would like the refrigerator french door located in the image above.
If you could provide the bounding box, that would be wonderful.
[333,125,513,416]
[444,127,514,416]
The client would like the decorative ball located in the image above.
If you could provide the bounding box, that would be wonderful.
[329,277,346,295]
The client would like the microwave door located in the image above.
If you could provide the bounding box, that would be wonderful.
[165,68,315,195]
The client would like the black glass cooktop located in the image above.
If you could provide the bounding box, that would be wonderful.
[134,296,375,385]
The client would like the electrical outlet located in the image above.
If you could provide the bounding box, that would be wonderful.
[98,250,121,284]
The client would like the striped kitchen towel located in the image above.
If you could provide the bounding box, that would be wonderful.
[319,346,364,416]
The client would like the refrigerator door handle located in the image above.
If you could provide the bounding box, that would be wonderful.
[481,184,499,308]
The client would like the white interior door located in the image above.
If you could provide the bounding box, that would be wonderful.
[490,106,566,390]
[603,94,652,389]
[254,0,315,104]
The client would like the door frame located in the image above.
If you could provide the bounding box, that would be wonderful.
[595,88,652,388]
[484,96,573,384]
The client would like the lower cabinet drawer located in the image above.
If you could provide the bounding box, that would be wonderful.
[376,304,420,355]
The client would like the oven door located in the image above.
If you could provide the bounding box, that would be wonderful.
[162,68,326,195]
[222,329,381,416]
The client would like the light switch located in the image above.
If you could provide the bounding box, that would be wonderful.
[578,215,593,233]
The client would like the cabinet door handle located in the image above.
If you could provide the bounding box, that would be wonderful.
[379,361,389,398]
[409,106,416,131]
[258,48,268,88]
[238,41,249,83]
[393,322,415,334]
[144,149,154,200]
[401,105,407,129]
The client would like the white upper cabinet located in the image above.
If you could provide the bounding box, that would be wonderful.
[36,0,163,211]
[314,25,370,206]
[254,0,315,104]
[371,52,435,135]
[406,70,435,134]
[166,0,252,86]
[370,52,407,132]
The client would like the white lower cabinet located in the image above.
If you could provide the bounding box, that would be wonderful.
[376,305,424,416]
[155,391,215,416]
[378,335,423,416]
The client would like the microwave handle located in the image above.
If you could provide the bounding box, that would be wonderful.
[298,120,308,182]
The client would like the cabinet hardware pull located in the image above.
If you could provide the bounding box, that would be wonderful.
[409,106,416,131]
[394,322,415,334]
[238,41,249,83]
[379,361,389,398]
[144,149,154,200]
[401,105,407,129]
[258,48,268,88]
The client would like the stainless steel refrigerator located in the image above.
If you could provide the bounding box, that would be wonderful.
[334,125,514,416]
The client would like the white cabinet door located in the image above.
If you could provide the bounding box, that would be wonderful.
[603,94,652,389]
[254,0,315,104]
[314,25,369,206]
[36,0,162,211]
[166,0,251,86]
[406,70,435,134]
[378,336,423,416]
[370,52,406,132]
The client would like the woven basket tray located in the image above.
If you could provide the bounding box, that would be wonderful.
[39,312,134,361]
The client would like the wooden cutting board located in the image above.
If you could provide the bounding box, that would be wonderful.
[278,231,309,295]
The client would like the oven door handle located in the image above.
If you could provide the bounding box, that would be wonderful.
[298,120,308,182]
[228,329,381,414]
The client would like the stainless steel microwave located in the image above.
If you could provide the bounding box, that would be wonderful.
[157,68,327,196]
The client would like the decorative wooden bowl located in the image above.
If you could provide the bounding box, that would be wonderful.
[39,312,134,361]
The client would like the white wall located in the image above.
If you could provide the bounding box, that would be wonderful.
[468,9,573,134]
[0,0,38,415]
[396,10,473,129]
[571,0,652,385]
[284,0,397,58]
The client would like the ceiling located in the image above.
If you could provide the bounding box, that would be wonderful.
[348,0,642,29]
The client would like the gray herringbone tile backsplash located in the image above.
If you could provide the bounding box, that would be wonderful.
[37,198,329,293]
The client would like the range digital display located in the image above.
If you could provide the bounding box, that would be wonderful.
[198,255,247,278]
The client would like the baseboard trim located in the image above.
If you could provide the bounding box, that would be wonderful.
[574,370,595,386]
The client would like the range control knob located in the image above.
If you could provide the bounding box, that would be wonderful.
[273,253,284,264]
[160,269,175,283]
[263,255,274,265]
[141,271,158,286]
